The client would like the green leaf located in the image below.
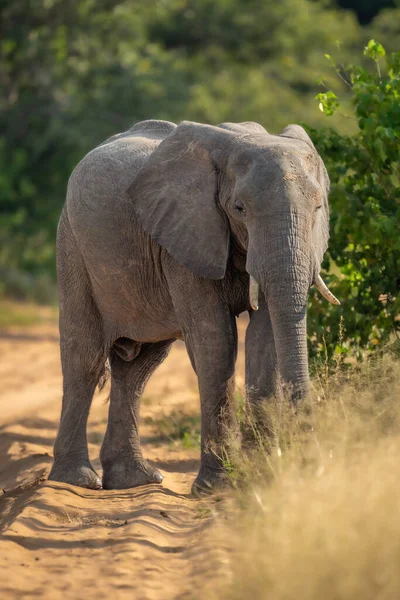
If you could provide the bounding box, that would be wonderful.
[315,92,339,116]
[364,40,386,62]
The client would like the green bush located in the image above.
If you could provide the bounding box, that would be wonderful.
[307,41,400,360]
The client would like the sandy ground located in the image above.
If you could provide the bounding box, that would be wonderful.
[0,314,246,599]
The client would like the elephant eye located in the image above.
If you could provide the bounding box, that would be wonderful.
[315,204,322,211]
[235,202,246,216]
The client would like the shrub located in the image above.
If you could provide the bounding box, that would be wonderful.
[307,40,400,360]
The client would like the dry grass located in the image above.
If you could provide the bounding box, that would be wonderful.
[211,352,400,600]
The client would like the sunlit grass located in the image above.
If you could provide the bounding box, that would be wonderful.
[210,352,400,600]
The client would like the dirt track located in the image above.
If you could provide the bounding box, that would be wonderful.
[0,316,246,598]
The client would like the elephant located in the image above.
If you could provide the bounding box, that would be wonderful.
[48,119,339,494]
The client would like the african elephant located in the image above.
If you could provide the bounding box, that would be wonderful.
[49,119,339,493]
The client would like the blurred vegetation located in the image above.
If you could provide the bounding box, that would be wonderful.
[0,1,398,356]
[0,299,58,328]
[144,411,201,448]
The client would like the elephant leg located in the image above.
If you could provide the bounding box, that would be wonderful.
[184,310,237,495]
[49,214,106,489]
[100,340,173,489]
[245,296,278,403]
[49,344,105,489]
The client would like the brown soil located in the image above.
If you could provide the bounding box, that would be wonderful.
[0,317,247,599]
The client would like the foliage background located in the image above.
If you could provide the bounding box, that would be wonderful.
[1,0,399,355]
[307,41,400,360]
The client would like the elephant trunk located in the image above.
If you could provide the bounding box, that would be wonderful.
[247,211,312,400]
[267,290,309,400]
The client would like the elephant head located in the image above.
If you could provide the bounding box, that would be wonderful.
[127,121,338,399]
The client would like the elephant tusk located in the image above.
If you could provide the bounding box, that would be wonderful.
[249,275,259,311]
[315,274,340,305]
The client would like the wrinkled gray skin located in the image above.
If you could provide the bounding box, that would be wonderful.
[48,119,330,493]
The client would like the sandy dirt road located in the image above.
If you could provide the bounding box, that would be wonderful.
[0,314,246,599]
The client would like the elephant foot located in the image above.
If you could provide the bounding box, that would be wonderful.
[102,458,163,490]
[191,465,230,496]
[48,460,102,490]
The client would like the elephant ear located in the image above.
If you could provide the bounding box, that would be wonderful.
[279,124,316,150]
[218,121,268,135]
[280,124,330,266]
[127,121,233,279]
[312,158,330,266]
